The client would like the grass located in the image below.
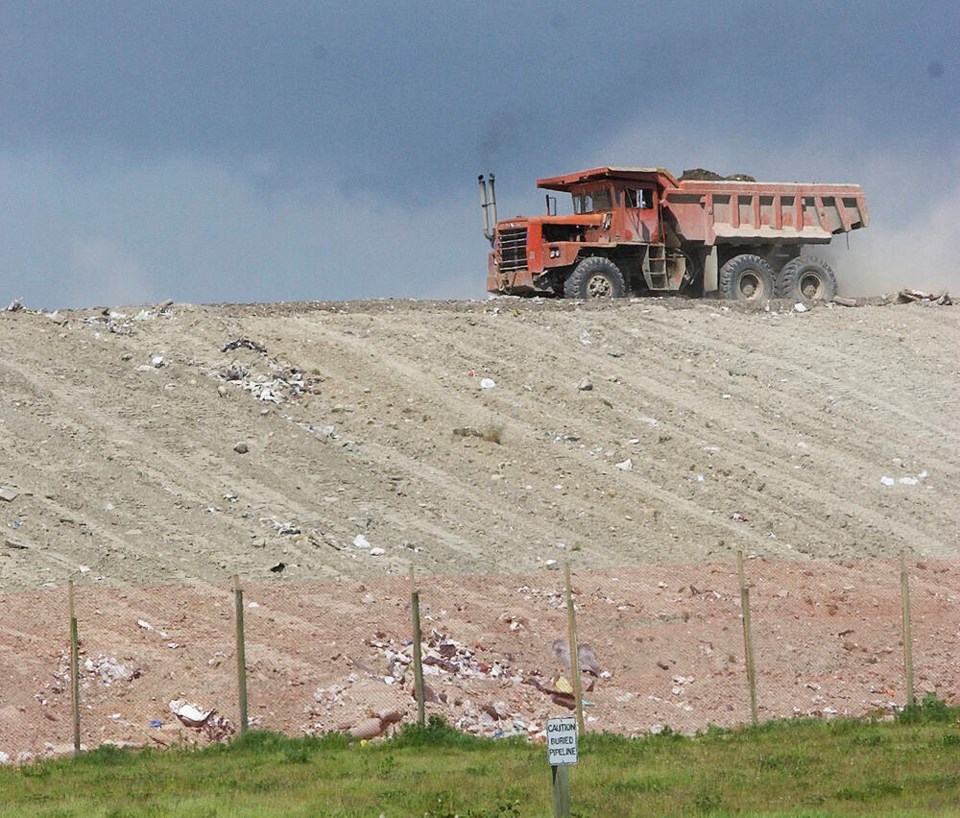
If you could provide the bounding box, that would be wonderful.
[2,707,960,817]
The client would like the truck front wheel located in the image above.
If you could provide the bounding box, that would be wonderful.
[564,257,626,299]
[718,254,775,301]
[776,256,837,301]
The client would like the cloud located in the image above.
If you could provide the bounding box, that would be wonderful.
[0,151,486,309]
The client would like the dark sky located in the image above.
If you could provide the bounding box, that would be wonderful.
[2,1,958,307]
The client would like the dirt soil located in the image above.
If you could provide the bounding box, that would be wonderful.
[1,295,958,759]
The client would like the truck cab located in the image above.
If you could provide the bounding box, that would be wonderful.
[483,167,690,299]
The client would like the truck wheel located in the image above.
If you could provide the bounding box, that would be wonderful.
[776,256,837,301]
[718,254,775,301]
[564,257,626,299]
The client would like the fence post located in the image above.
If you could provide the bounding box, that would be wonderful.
[68,578,81,756]
[564,563,585,734]
[737,551,758,726]
[233,575,249,734]
[900,551,915,708]
[409,567,426,727]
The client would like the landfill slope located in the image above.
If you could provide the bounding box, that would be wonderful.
[1,297,957,589]
[1,296,959,756]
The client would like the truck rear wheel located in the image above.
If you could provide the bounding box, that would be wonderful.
[776,256,837,301]
[564,257,626,299]
[718,254,775,301]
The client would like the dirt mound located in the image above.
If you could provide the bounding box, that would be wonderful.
[680,168,757,182]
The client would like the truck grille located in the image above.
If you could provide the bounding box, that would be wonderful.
[497,227,528,272]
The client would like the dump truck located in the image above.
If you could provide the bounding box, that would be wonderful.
[480,167,868,301]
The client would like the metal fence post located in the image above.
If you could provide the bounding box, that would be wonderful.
[738,551,758,726]
[410,568,426,727]
[233,575,249,734]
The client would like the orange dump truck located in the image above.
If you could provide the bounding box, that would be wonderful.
[480,167,868,301]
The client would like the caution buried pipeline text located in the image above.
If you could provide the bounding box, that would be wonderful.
[546,717,579,765]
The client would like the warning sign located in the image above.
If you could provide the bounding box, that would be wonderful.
[546,716,578,765]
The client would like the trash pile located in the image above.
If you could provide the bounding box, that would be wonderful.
[305,626,607,741]
[83,654,141,687]
[217,336,322,406]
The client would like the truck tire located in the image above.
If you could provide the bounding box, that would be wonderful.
[776,256,837,301]
[718,254,775,301]
[564,257,626,299]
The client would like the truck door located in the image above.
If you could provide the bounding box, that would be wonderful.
[624,187,659,243]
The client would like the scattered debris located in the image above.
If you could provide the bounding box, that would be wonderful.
[168,699,235,742]
[614,458,633,472]
[896,289,952,305]
[0,486,19,502]
[222,338,267,353]
[347,710,403,740]
[880,470,928,487]
[479,378,496,389]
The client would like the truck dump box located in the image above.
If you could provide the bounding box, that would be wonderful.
[664,180,869,245]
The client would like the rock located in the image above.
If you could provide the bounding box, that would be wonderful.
[577,379,593,391]
[0,486,19,502]
[353,534,371,550]
[233,442,249,454]
[552,639,603,676]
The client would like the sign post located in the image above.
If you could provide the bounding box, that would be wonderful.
[547,716,578,817]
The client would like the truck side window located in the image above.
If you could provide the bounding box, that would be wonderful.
[627,188,653,209]
[573,189,612,214]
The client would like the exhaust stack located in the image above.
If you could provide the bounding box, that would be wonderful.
[478,173,497,246]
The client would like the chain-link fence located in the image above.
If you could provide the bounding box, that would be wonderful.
[1,554,956,763]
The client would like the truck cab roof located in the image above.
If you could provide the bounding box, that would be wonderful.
[537,166,679,191]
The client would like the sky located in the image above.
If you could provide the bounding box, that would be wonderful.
[2,1,958,308]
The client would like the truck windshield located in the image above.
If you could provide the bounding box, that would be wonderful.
[572,189,611,214]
